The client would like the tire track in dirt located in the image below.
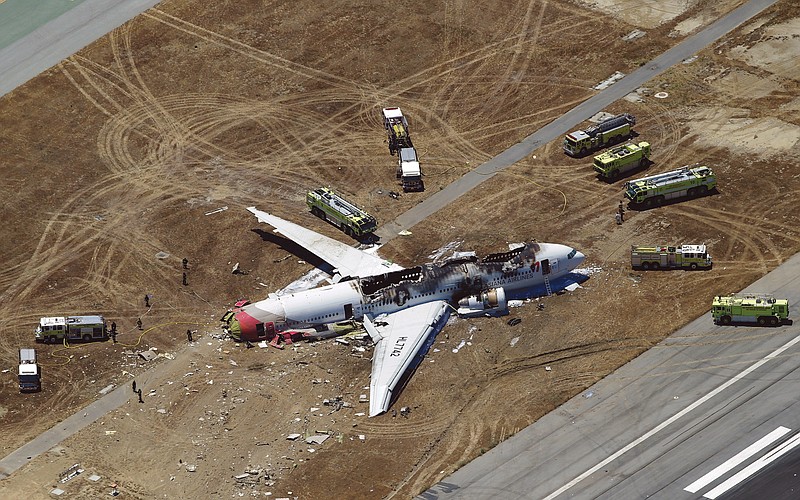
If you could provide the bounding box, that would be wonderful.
[144,9,362,91]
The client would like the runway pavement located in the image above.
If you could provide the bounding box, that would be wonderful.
[0,0,161,97]
[420,240,800,499]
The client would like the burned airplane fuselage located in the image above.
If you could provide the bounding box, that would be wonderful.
[359,242,542,307]
[224,241,584,341]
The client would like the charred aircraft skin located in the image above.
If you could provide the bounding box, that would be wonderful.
[227,242,583,342]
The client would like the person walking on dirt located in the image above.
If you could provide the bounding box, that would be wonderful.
[144,294,150,308]
[618,201,625,222]
[182,272,188,286]
[182,257,189,270]
[615,212,622,225]
[132,380,137,392]
[137,389,144,404]
[187,329,193,343]
[136,318,143,330]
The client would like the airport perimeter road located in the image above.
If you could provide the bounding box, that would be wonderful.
[377,0,781,241]
[0,0,161,98]
[421,251,800,500]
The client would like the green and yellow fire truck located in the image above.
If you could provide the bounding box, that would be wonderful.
[712,294,789,326]
[593,141,650,180]
[563,113,636,156]
[306,187,378,238]
[624,165,716,207]
[631,244,712,270]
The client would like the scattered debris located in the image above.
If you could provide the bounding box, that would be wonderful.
[507,318,522,327]
[654,92,669,99]
[400,407,411,418]
[510,337,520,347]
[186,464,197,472]
[59,463,84,483]
[98,384,115,395]
[137,350,158,362]
[622,29,646,41]
[50,488,65,496]
[565,283,582,292]
[545,366,552,371]
[88,474,101,482]
[398,230,412,236]
[389,191,400,199]
[286,434,302,441]
[204,206,228,216]
[155,251,170,260]
[306,435,330,445]
[574,266,603,276]
[593,71,625,90]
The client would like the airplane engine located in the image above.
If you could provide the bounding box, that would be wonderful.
[456,287,508,318]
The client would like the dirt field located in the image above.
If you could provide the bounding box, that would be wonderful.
[1,0,799,498]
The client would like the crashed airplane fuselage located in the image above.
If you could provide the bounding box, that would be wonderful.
[221,208,585,416]
[224,242,582,342]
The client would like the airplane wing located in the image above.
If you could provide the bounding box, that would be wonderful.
[247,207,402,279]
[363,300,451,417]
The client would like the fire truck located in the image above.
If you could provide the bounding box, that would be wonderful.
[563,113,636,156]
[396,147,424,192]
[712,294,789,326]
[18,348,41,392]
[593,141,650,180]
[382,107,413,155]
[306,187,378,238]
[35,316,108,343]
[631,244,712,270]
[624,165,716,207]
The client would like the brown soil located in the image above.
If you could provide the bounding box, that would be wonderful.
[1,0,798,498]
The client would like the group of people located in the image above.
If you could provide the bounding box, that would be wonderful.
[109,257,195,344]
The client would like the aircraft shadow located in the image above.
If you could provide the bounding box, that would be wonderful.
[251,228,335,275]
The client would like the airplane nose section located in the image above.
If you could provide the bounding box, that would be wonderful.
[574,250,586,268]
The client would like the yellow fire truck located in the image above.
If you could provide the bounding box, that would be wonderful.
[631,244,712,270]
[712,294,789,326]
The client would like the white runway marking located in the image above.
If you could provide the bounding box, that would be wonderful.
[684,426,791,493]
[543,333,800,500]
[703,431,800,499]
